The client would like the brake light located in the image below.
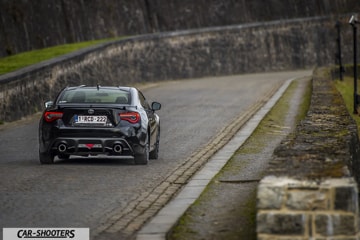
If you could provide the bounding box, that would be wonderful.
[119,112,140,123]
[44,111,63,122]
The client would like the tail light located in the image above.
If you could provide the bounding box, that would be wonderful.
[44,111,63,122]
[119,112,140,124]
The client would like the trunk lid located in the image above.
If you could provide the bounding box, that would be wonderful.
[59,105,125,127]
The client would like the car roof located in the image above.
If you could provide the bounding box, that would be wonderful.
[65,85,133,92]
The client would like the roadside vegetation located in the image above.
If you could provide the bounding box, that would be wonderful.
[0,38,122,75]
[334,75,360,134]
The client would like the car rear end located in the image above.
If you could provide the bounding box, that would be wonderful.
[39,86,146,163]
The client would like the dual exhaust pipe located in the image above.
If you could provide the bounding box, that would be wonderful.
[57,142,122,154]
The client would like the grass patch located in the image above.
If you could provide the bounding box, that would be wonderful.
[0,37,124,75]
[296,78,312,122]
[236,78,311,155]
[334,76,360,133]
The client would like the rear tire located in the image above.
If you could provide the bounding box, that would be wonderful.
[149,128,160,159]
[134,136,149,165]
[39,151,54,164]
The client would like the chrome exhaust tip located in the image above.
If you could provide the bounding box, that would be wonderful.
[113,144,122,154]
[58,143,67,153]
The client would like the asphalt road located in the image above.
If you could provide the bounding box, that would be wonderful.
[0,70,311,239]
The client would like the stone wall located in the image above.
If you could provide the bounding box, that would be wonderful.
[0,16,354,123]
[256,67,360,239]
[258,177,358,239]
[0,0,358,57]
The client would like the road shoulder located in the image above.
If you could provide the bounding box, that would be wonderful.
[138,76,311,240]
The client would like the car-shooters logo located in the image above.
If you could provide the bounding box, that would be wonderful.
[3,228,89,240]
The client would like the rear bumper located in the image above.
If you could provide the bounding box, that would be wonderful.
[50,137,140,157]
[39,124,147,157]
[44,137,147,158]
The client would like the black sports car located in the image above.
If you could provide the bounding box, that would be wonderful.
[38,85,161,165]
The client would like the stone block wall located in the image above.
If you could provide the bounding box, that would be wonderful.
[258,177,358,239]
[256,67,360,239]
[0,16,354,123]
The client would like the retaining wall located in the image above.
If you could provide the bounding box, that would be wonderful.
[0,0,358,57]
[257,67,360,239]
[0,16,355,123]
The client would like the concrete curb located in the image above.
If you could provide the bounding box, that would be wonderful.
[136,77,296,240]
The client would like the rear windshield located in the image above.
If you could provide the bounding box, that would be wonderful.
[58,88,131,104]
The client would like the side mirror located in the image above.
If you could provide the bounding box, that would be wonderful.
[151,102,161,111]
[45,101,53,108]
